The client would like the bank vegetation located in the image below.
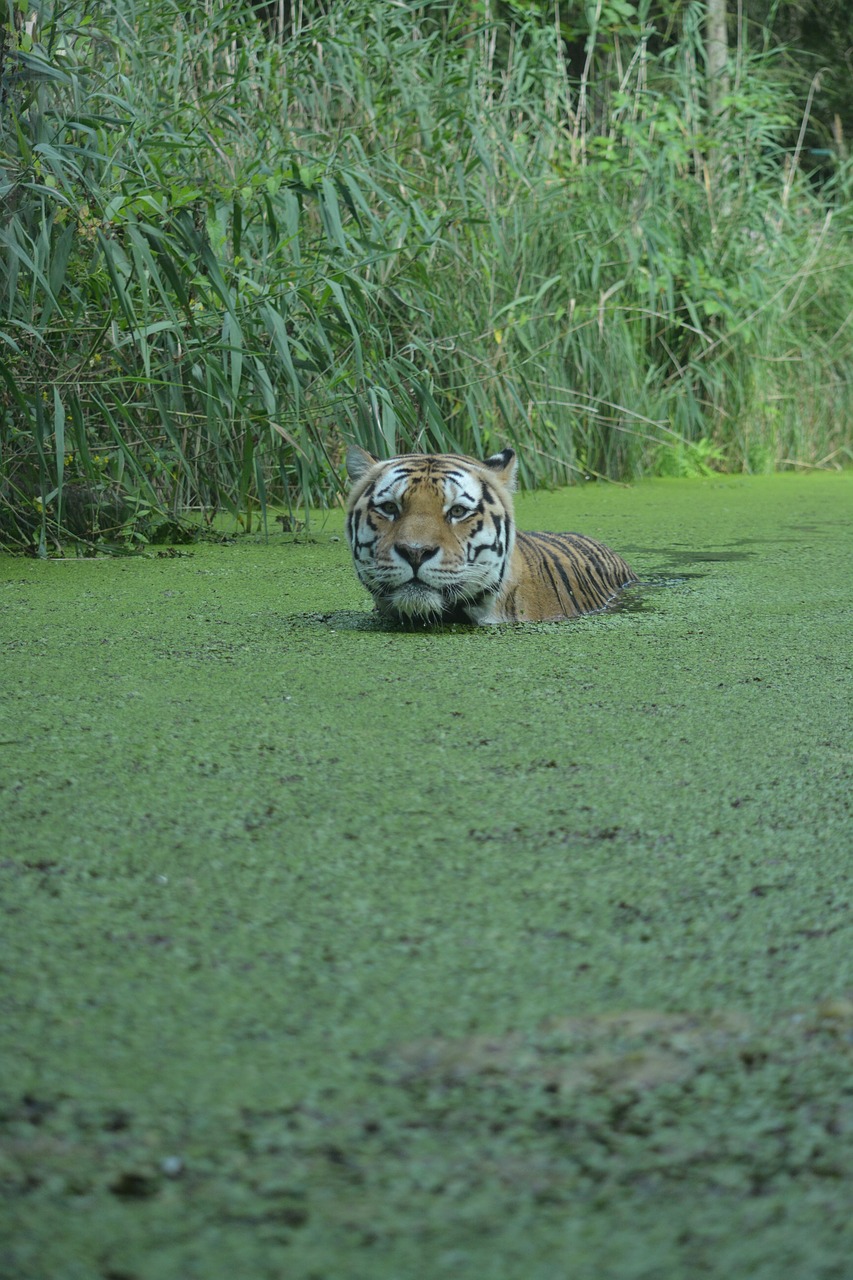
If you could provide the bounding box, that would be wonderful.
[1,1,851,550]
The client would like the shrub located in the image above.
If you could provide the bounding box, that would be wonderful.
[1,1,850,550]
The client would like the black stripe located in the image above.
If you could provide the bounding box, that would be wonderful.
[494,514,510,583]
[516,534,579,611]
[522,532,633,599]
[502,585,521,621]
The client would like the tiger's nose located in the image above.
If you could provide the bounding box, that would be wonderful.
[394,542,439,569]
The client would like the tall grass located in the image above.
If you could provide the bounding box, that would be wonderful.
[1,0,851,550]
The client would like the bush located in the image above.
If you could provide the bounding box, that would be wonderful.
[1,1,851,550]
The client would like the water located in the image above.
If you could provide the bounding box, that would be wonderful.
[1,472,851,1279]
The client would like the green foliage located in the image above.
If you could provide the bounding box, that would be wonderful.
[1,0,851,550]
[653,437,725,478]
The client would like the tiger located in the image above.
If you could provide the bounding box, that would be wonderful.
[345,445,636,625]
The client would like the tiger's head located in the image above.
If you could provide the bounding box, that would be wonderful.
[345,446,518,625]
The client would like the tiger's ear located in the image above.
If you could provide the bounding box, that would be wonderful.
[346,445,378,482]
[483,448,518,491]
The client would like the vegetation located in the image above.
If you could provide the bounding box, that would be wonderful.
[1,0,851,551]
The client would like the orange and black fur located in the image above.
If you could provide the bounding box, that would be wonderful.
[345,446,636,625]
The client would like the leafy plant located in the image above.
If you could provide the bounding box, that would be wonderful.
[1,1,850,551]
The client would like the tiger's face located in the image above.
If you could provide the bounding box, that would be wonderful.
[345,447,518,624]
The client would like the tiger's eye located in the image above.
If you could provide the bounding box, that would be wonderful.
[447,504,471,520]
[374,502,398,519]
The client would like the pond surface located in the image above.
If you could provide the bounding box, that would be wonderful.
[1,473,852,1279]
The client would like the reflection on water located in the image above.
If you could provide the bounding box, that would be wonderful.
[621,546,756,565]
[287,610,388,632]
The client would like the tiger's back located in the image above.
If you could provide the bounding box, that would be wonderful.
[501,530,636,622]
[345,445,636,625]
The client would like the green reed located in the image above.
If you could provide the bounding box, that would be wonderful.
[1,0,850,549]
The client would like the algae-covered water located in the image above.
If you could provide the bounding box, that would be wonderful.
[1,473,852,1280]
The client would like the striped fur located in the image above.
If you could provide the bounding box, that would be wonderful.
[345,446,635,625]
